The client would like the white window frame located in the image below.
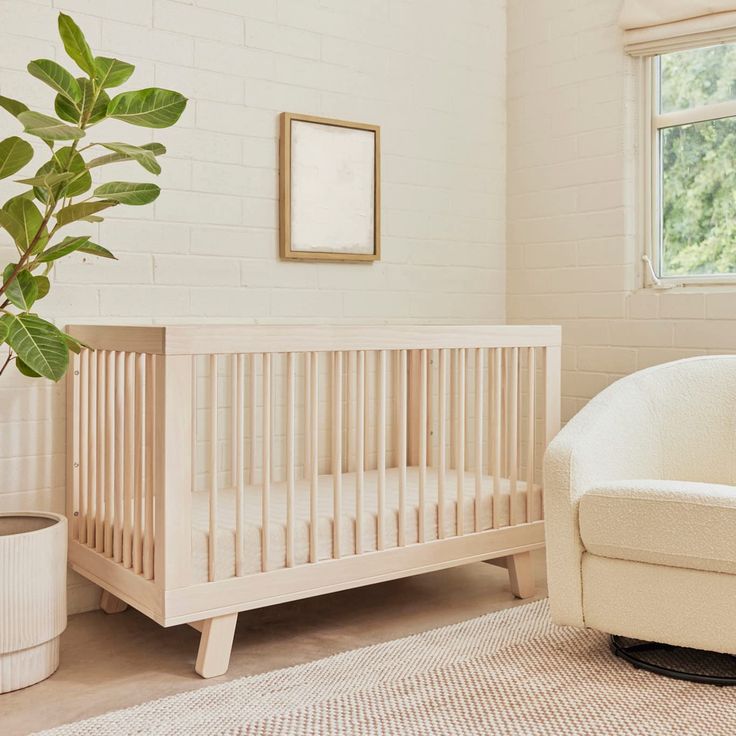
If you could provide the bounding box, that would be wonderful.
[641,48,736,288]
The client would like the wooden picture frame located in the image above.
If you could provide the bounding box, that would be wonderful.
[279,112,381,262]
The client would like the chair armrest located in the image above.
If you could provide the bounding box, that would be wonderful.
[543,376,662,627]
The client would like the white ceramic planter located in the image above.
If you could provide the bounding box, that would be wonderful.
[0,513,67,693]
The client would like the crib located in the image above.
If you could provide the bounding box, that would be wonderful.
[65,324,561,677]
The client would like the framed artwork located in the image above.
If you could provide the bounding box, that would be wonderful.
[279,112,380,262]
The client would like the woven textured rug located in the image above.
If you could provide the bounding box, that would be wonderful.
[36,599,736,736]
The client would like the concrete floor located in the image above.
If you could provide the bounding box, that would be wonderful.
[2,552,547,736]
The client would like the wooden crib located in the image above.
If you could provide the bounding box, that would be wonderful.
[65,324,561,677]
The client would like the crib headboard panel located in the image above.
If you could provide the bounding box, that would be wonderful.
[66,324,561,624]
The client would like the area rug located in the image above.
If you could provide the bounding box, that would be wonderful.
[36,599,736,735]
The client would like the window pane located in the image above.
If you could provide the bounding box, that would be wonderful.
[661,117,736,277]
[660,43,736,113]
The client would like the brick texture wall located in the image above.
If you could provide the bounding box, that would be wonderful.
[0,0,506,612]
[507,0,736,424]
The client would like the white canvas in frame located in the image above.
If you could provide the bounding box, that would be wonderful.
[280,113,381,262]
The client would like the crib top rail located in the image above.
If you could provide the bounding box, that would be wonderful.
[66,323,561,356]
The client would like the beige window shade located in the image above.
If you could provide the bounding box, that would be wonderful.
[620,1,736,55]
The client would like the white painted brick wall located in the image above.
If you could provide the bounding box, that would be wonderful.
[507,0,736,425]
[0,0,506,613]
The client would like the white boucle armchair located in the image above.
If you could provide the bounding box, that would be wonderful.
[544,355,736,655]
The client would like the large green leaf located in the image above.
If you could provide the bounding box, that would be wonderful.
[79,79,109,125]
[37,235,91,263]
[93,181,160,205]
[95,57,135,89]
[3,197,48,253]
[55,79,109,126]
[18,111,84,141]
[0,208,24,247]
[34,275,50,300]
[98,142,162,174]
[3,265,38,311]
[4,313,68,381]
[77,241,116,259]
[27,59,81,104]
[86,142,165,172]
[0,95,28,119]
[0,319,8,345]
[0,137,33,180]
[61,333,85,354]
[17,171,74,188]
[56,199,117,227]
[58,13,96,77]
[33,146,91,204]
[16,358,41,378]
[108,88,187,128]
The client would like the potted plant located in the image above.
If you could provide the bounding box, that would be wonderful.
[0,12,186,692]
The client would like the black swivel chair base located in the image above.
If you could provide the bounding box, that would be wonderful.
[611,635,736,686]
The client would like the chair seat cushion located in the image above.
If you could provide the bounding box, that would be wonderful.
[579,479,736,575]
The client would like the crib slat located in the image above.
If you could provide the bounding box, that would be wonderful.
[501,350,508,477]
[456,349,466,536]
[332,351,343,559]
[123,352,134,567]
[438,348,447,539]
[95,351,105,551]
[347,351,355,473]
[398,350,407,547]
[249,353,257,486]
[309,351,319,563]
[419,349,428,543]
[449,349,456,470]
[236,354,246,576]
[68,353,80,542]
[104,351,114,556]
[133,353,144,574]
[526,347,536,523]
[262,352,271,572]
[508,347,519,526]
[113,352,124,562]
[191,356,197,494]
[144,354,155,580]
[86,351,98,548]
[492,348,502,528]
[377,350,386,550]
[231,356,238,490]
[79,350,89,546]
[427,350,434,467]
[544,345,562,473]
[356,350,365,555]
[208,354,218,582]
[304,351,312,479]
[474,348,483,533]
[285,352,295,568]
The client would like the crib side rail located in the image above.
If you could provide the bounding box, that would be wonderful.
[67,324,559,355]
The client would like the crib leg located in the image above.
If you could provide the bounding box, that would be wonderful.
[194,613,238,679]
[485,552,536,599]
[100,590,128,614]
[505,552,535,599]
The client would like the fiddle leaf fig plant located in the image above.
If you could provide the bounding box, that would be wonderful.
[0,13,187,381]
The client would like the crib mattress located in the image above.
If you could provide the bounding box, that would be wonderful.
[190,467,542,582]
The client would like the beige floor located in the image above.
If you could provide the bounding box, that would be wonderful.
[2,552,547,736]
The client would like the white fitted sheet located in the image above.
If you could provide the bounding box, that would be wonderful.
[191,467,542,582]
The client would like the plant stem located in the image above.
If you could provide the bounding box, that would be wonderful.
[0,349,14,377]
[0,206,54,299]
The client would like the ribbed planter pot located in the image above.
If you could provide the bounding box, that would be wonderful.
[0,513,67,693]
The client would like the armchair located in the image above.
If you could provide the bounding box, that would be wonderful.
[544,356,736,656]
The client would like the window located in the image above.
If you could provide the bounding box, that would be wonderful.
[646,42,736,284]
